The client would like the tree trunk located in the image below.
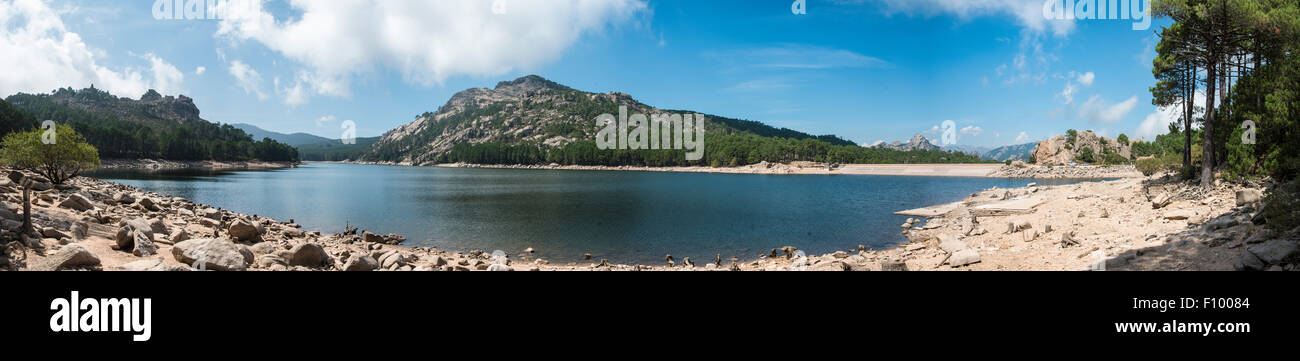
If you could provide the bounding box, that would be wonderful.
[1184,66,1193,169]
[21,183,32,237]
[1202,61,1218,187]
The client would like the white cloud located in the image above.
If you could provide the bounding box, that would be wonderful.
[228,60,268,100]
[314,115,337,127]
[1075,71,1094,86]
[195,66,207,75]
[1058,81,1078,104]
[707,44,889,70]
[872,0,1077,36]
[960,125,983,137]
[0,0,184,98]
[1015,131,1030,143]
[1079,95,1139,124]
[216,0,648,103]
[1135,90,1207,140]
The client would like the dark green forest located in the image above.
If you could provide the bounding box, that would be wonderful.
[1,90,297,162]
[436,134,987,167]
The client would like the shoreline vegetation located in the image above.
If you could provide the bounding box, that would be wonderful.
[342,160,1144,179]
[9,161,1288,272]
[98,158,301,171]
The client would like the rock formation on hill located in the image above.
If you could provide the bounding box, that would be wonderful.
[1032,130,1132,165]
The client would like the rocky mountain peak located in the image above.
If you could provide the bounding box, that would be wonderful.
[493,75,568,96]
[873,134,940,152]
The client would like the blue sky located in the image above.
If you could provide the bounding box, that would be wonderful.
[1,0,1175,147]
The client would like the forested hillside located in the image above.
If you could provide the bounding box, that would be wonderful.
[2,87,297,162]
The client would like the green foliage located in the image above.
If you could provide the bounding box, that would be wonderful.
[0,124,100,184]
[3,90,298,162]
[1136,157,1165,176]
[1261,179,1300,231]
[1074,146,1095,164]
[1065,129,1078,146]
[0,99,39,136]
[434,134,989,167]
[297,137,380,161]
[1117,134,1129,145]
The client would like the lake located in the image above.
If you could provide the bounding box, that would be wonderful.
[89,163,1094,265]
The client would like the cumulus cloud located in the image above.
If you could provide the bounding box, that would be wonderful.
[196,66,207,75]
[1134,90,1207,140]
[216,0,648,103]
[960,125,983,137]
[0,0,184,97]
[1079,95,1139,124]
[228,60,268,100]
[1015,131,1030,143]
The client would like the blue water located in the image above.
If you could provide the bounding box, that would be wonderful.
[88,163,1094,264]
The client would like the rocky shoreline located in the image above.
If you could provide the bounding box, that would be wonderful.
[98,158,300,171]
[2,163,1291,272]
[351,161,1143,179]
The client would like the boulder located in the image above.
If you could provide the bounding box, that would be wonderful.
[343,254,379,271]
[227,219,261,242]
[131,232,158,256]
[32,244,100,271]
[248,242,280,256]
[950,249,981,267]
[936,234,968,253]
[70,222,88,240]
[1234,250,1267,271]
[171,238,254,271]
[148,218,168,235]
[880,261,908,271]
[120,258,167,271]
[113,192,136,204]
[1162,210,1195,221]
[41,227,69,239]
[287,243,328,267]
[168,228,189,243]
[255,254,288,268]
[138,197,161,211]
[200,208,221,220]
[1235,189,1264,206]
[362,231,384,243]
[1151,192,1171,209]
[1247,240,1299,265]
[114,218,155,252]
[58,194,95,211]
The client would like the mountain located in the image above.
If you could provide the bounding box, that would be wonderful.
[361,75,861,165]
[296,136,381,161]
[232,123,333,146]
[942,144,991,158]
[3,87,298,161]
[873,134,940,152]
[983,142,1038,162]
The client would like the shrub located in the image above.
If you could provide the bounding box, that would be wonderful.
[0,124,100,184]
[1136,157,1163,176]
